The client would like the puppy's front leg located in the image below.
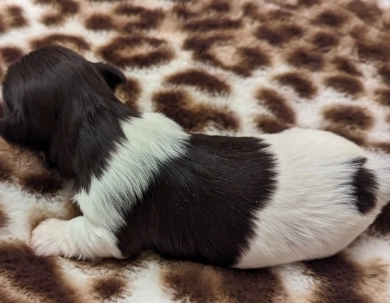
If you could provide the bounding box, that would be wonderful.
[30,216,123,259]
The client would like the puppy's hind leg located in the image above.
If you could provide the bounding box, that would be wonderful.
[30,216,123,260]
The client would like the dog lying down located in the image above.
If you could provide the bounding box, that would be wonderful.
[0,45,389,269]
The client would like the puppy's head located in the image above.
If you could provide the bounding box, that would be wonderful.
[0,45,126,152]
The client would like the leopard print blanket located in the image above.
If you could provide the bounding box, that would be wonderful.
[1,0,390,302]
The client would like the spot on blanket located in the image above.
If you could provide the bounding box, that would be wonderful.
[184,18,242,32]
[98,36,174,69]
[332,57,362,76]
[115,78,142,111]
[378,64,390,86]
[0,205,9,229]
[19,171,64,196]
[85,14,115,31]
[275,72,317,98]
[311,31,339,52]
[163,263,223,303]
[166,69,231,96]
[0,47,24,65]
[374,88,390,106]
[6,5,28,29]
[370,202,390,235]
[325,75,364,97]
[0,243,79,303]
[287,47,325,71]
[93,277,127,301]
[256,89,296,125]
[220,267,286,303]
[323,105,373,130]
[256,115,290,134]
[153,90,239,132]
[114,4,165,31]
[315,10,348,28]
[36,0,79,15]
[305,255,368,303]
[31,34,90,52]
[346,0,382,24]
[0,158,14,183]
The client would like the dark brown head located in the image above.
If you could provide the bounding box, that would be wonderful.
[0,45,126,152]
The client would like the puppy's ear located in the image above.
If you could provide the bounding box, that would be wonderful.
[93,62,126,90]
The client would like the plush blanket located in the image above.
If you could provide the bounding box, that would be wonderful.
[1,0,390,302]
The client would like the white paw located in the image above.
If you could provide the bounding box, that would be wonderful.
[30,218,70,258]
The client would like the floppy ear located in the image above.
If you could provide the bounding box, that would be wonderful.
[93,62,126,90]
[0,115,45,151]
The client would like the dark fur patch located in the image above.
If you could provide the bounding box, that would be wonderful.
[93,277,126,301]
[98,35,173,69]
[323,105,373,130]
[0,47,24,65]
[311,31,339,52]
[348,158,378,214]
[85,14,115,31]
[166,69,230,96]
[325,75,363,96]
[275,72,317,98]
[256,89,296,124]
[332,57,362,76]
[153,90,238,132]
[287,48,324,71]
[305,255,368,303]
[116,135,277,266]
[0,242,80,303]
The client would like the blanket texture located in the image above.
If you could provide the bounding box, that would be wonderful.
[1,0,390,302]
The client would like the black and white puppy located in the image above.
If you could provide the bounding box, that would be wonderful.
[1,45,389,269]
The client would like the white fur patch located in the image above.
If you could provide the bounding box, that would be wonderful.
[74,113,189,230]
[31,217,122,259]
[31,113,189,259]
[235,128,390,269]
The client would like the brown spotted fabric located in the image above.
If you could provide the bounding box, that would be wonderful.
[1,0,390,302]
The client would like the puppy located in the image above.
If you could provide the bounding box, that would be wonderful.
[0,45,389,269]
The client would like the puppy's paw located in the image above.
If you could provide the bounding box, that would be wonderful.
[31,218,69,257]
